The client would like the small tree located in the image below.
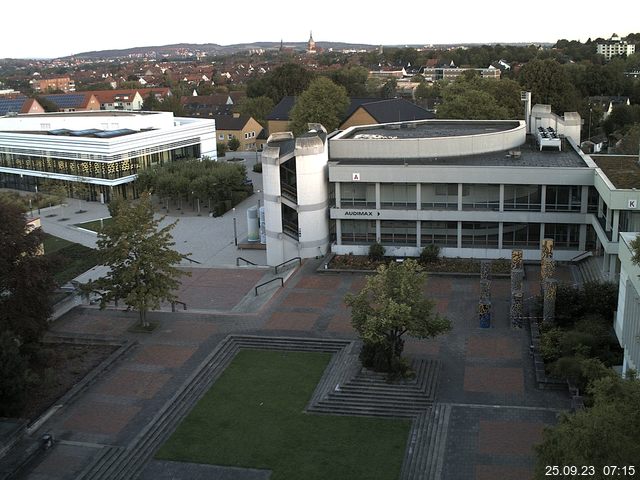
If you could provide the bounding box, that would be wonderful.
[289,77,349,134]
[368,242,385,262]
[85,192,190,327]
[217,142,228,158]
[420,244,440,264]
[344,259,451,375]
[228,137,241,152]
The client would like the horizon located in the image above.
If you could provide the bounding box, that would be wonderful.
[2,0,638,59]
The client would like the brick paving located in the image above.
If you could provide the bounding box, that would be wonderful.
[13,261,575,480]
[463,366,525,394]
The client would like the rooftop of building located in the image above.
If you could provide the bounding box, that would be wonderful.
[5,110,157,118]
[330,136,588,168]
[340,120,521,140]
[592,155,640,189]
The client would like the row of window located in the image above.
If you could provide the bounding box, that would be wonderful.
[217,131,257,141]
[340,220,586,249]
[337,183,598,213]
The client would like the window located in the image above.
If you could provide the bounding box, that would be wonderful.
[461,222,499,248]
[341,220,376,244]
[544,223,579,249]
[461,184,500,210]
[422,183,457,210]
[227,134,233,140]
[502,223,540,248]
[380,220,416,245]
[545,186,581,212]
[380,183,416,209]
[340,182,376,207]
[504,185,542,211]
[421,221,458,246]
[218,134,224,140]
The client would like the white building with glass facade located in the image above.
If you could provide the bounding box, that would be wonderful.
[0,110,216,201]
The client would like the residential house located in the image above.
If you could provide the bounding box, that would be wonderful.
[0,97,45,116]
[213,114,263,151]
[31,77,76,93]
[39,93,100,112]
[597,34,636,60]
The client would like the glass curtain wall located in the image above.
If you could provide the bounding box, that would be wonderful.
[502,223,541,248]
[340,182,376,208]
[380,220,416,245]
[341,220,376,244]
[421,221,458,246]
[503,185,542,211]
[461,184,500,211]
[380,183,416,209]
[461,222,499,247]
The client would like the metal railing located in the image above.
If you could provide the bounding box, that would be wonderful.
[274,256,301,274]
[236,256,258,266]
[255,277,283,296]
[182,255,202,264]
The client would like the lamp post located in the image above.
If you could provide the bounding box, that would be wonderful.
[588,108,592,140]
[257,189,261,210]
[232,207,238,246]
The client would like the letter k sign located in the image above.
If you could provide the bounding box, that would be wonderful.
[629,199,637,209]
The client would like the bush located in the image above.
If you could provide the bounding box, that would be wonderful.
[0,331,30,416]
[359,340,412,379]
[368,242,385,262]
[253,162,263,173]
[228,138,241,151]
[419,244,440,264]
[216,142,227,157]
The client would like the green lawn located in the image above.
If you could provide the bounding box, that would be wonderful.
[43,234,100,284]
[74,217,113,232]
[156,350,411,480]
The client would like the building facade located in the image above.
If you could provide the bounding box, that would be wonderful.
[0,111,216,202]
[596,34,636,60]
[31,77,76,93]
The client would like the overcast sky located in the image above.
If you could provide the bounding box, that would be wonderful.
[3,0,639,59]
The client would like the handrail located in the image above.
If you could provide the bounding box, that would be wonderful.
[569,251,593,263]
[255,277,283,296]
[274,256,301,274]
[236,256,258,266]
[182,255,202,264]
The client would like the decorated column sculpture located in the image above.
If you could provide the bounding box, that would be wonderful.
[510,249,524,329]
[479,261,492,328]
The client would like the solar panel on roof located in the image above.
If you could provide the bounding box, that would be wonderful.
[42,94,85,109]
[49,129,71,135]
[70,129,102,136]
[0,98,26,115]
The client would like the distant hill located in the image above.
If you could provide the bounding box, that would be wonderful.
[64,42,378,59]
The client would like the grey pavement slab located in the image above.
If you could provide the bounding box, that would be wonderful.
[140,459,271,480]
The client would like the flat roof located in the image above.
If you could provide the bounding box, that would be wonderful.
[592,155,640,189]
[9,111,157,118]
[342,120,521,140]
[331,136,588,168]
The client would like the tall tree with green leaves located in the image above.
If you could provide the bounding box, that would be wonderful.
[238,95,274,128]
[344,259,451,374]
[85,192,189,327]
[534,373,640,478]
[289,77,349,134]
[519,59,580,113]
[0,200,55,344]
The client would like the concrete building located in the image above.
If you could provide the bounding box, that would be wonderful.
[421,65,501,81]
[597,34,636,60]
[31,77,75,93]
[615,233,640,376]
[0,110,216,202]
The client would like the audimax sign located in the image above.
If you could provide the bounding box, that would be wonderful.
[344,211,380,216]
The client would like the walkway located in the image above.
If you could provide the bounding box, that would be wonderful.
[10,260,570,480]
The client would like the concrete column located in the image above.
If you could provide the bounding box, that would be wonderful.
[598,196,603,218]
[416,221,421,247]
[579,224,587,250]
[609,253,617,282]
[606,206,612,232]
[335,182,341,209]
[457,221,462,249]
[612,210,620,239]
[498,222,504,250]
[458,183,463,211]
[602,253,609,274]
[416,183,421,211]
[336,219,342,245]
[540,185,546,213]
[539,223,545,249]
[376,219,381,243]
[499,184,504,213]
[580,185,589,214]
[375,183,381,210]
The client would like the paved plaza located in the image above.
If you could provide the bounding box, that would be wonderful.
[4,255,572,480]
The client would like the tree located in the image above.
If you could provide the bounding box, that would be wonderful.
[85,193,190,327]
[518,59,580,113]
[35,95,59,112]
[238,95,274,128]
[228,137,241,151]
[0,330,30,416]
[534,374,640,478]
[616,125,640,154]
[289,77,349,134]
[380,78,397,99]
[246,63,315,104]
[436,76,522,119]
[329,66,370,97]
[0,200,55,344]
[217,141,228,157]
[142,92,161,111]
[344,259,451,375]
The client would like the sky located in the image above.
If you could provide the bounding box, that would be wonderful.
[2,0,639,59]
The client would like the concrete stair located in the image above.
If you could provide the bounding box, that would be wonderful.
[76,335,350,480]
[577,256,604,284]
[400,403,452,480]
[308,359,440,418]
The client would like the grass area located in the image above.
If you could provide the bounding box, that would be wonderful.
[74,217,113,232]
[156,350,411,480]
[43,233,100,284]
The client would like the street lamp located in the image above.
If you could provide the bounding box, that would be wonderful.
[232,207,238,246]
[257,189,261,210]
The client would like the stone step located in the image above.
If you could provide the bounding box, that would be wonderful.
[309,405,420,418]
[335,385,430,397]
[325,393,431,407]
[76,446,126,480]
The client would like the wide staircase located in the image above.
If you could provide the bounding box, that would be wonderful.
[576,255,605,284]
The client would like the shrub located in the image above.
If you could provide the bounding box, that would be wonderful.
[228,138,241,151]
[419,244,440,264]
[368,242,385,262]
[216,142,227,157]
[253,162,263,173]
